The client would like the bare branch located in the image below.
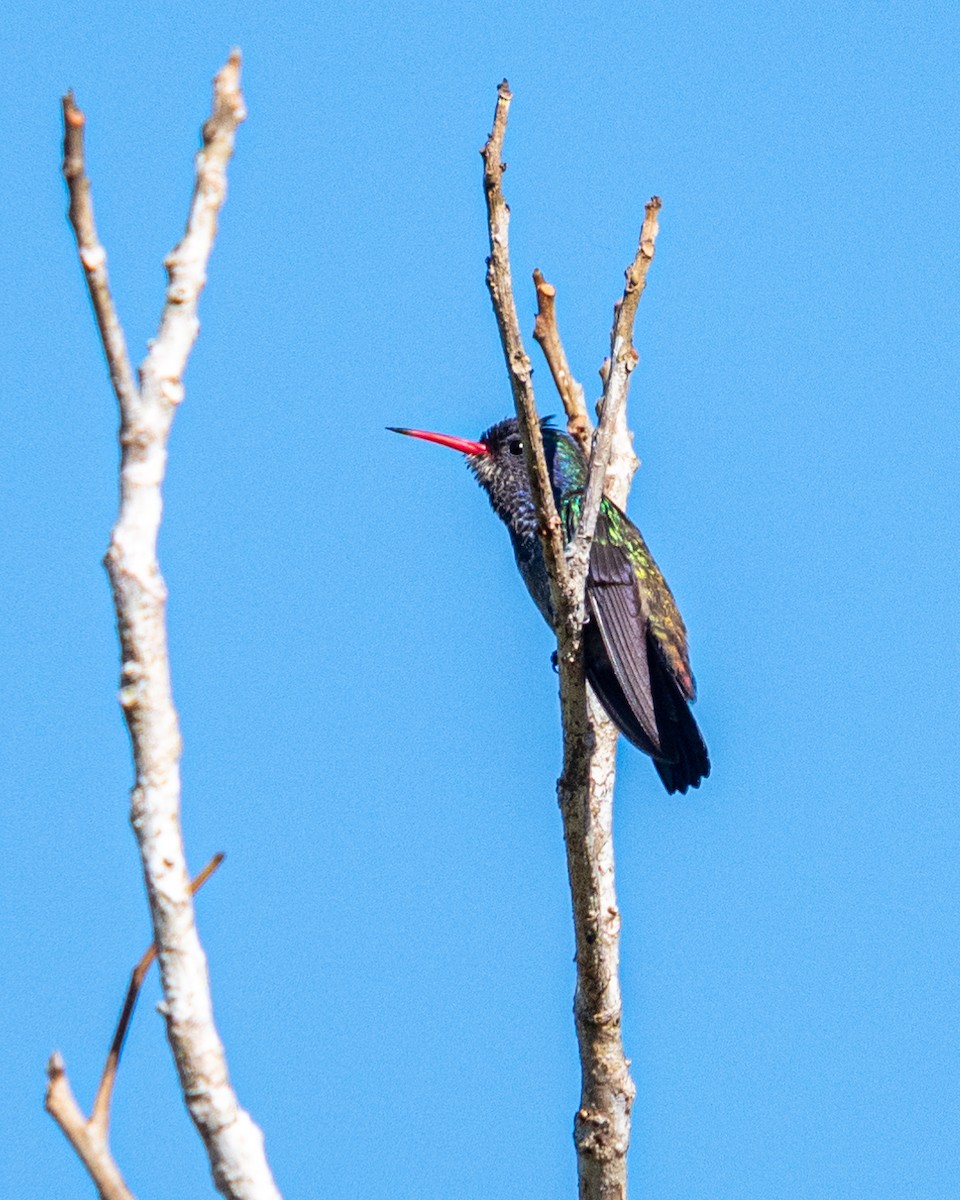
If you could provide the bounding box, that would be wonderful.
[482,79,591,744]
[60,52,281,1200]
[481,82,637,1200]
[90,854,225,1136]
[481,79,592,744]
[46,856,224,1199]
[481,81,568,596]
[46,1054,136,1200]
[547,204,661,1200]
[569,197,660,579]
[138,50,248,418]
[532,269,591,455]
[61,93,138,415]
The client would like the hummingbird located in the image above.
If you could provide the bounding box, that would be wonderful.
[389,417,709,794]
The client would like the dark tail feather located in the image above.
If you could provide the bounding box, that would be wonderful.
[649,634,710,794]
[585,622,710,794]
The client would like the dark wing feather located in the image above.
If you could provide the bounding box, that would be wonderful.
[583,619,662,759]
[647,635,711,794]
[562,491,710,793]
[586,536,662,754]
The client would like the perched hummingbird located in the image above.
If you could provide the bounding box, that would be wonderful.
[390,417,709,794]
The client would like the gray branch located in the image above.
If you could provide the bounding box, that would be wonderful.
[482,83,661,1199]
[568,198,659,581]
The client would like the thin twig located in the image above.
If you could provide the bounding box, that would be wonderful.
[46,856,225,1199]
[61,93,138,415]
[90,853,225,1134]
[481,81,569,599]
[532,269,591,455]
[60,53,281,1200]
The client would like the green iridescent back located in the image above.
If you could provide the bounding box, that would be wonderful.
[546,433,695,701]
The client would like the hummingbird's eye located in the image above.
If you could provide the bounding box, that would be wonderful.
[508,438,523,455]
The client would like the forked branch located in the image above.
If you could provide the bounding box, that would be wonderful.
[482,82,661,1200]
[45,856,224,1200]
[58,53,281,1200]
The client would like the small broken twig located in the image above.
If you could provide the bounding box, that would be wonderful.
[532,269,591,455]
[90,853,225,1132]
[46,854,224,1200]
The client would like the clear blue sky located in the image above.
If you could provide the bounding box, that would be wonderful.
[3,2,959,1197]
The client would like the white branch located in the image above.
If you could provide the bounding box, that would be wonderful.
[45,1053,136,1200]
[61,52,282,1200]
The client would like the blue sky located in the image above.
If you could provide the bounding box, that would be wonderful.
[3,2,959,1197]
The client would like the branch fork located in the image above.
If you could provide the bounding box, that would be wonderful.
[483,81,661,1200]
[46,857,224,1200]
[56,52,281,1200]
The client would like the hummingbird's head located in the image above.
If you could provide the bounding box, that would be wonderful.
[389,417,547,538]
